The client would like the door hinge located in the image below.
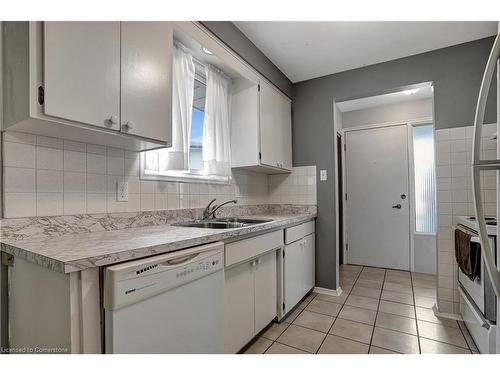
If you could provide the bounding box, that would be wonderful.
[283,249,285,258]
[258,84,260,92]
[282,302,285,311]
[259,152,262,160]
[346,243,348,252]
[345,193,347,200]
[1,253,14,267]
[37,86,44,105]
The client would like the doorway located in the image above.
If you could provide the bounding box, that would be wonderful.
[336,82,437,273]
[337,133,344,265]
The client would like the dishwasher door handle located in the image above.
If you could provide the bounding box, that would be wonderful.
[161,253,200,266]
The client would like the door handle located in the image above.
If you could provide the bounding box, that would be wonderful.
[392,204,402,209]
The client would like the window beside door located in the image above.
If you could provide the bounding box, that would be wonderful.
[412,124,437,234]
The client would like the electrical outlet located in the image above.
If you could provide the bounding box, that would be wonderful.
[117,181,129,202]
[320,170,327,181]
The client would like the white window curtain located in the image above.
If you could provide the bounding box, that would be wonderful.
[159,43,196,171]
[203,66,232,177]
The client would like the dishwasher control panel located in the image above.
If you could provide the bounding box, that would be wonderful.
[104,243,224,310]
[175,256,222,279]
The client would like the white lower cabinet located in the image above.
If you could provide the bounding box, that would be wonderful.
[283,222,315,316]
[224,260,255,354]
[254,251,278,333]
[224,250,278,353]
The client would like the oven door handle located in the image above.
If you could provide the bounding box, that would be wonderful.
[470,236,480,244]
[458,285,490,329]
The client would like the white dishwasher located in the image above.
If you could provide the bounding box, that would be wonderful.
[104,242,224,354]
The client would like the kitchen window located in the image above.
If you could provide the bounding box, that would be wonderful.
[141,43,231,184]
[190,77,206,172]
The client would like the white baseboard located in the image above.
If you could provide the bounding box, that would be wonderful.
[313,286,343,296]
[432,303,462,321]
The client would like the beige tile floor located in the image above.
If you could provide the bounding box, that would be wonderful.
[244,264,479,354]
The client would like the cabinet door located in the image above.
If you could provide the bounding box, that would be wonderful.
[302,234,315,294]
[254,251,277,333]
[277,94,292,170]
[259,81,292,170]
[224,261,255,353]
[44,22,121,130]
[259,81,279,168]
[121,22,173,143]
[284,241,303,314]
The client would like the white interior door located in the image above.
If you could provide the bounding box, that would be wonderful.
[345,125,410,270]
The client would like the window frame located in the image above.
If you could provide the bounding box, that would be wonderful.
[140,59,231,185]
[409,121,437,235]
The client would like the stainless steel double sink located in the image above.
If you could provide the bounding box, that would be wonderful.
[172,217,273,229]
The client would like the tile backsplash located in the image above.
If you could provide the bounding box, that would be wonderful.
[435,123,497,315]
[1,131,317,218]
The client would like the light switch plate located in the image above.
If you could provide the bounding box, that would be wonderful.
[117,181,129,201]
[320,170,327,181]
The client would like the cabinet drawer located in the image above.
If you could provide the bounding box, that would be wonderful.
[225,231,283,267]
[285,221,315,244]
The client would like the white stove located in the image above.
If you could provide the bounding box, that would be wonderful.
[456,216,497,236]
[455,215,497,353]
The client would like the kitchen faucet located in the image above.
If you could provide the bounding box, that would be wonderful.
[202,198,238,220]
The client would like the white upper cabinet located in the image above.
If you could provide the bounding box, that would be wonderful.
[120,22,172,142]
[231,78,292,174]
[259,80,292,171]
[2,21,172,152]
[44,22,121,131]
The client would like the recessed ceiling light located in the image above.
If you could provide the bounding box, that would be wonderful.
[402,89,419,95]
[202,47,213,55]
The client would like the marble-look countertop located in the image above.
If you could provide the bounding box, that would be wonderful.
[1,213,316,273]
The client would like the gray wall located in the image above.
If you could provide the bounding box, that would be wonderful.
[293,36,497,289]
[341,98,434,128]
[201,22,293,97]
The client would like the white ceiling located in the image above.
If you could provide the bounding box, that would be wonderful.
[337,84,434,112]
[234,21,498,83]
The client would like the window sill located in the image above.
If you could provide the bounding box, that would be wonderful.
[141,169,230,185]
[414,232,436,236]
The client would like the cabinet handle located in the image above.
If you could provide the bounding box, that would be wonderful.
[123,121,135,130]
[108,115,118,125]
